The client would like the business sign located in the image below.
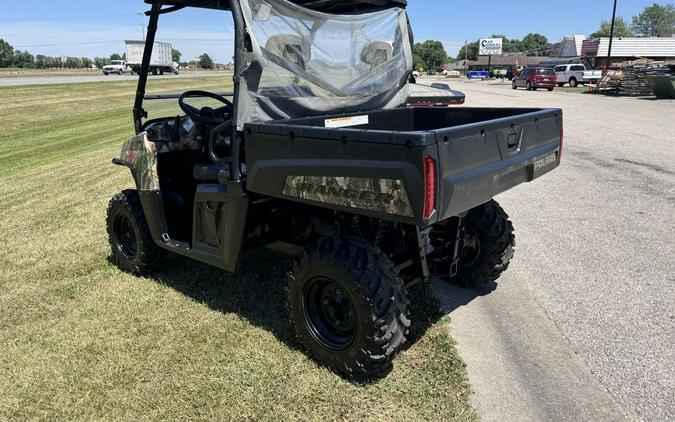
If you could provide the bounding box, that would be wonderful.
[479,38,503,56]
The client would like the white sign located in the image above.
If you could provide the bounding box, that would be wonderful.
[325,115,369,128]
[479,38,503,56]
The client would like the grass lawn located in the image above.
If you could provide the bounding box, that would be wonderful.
[0,79,476,421]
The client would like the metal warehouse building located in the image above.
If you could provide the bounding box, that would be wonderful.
[583,37,675,67]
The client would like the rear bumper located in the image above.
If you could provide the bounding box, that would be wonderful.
[533,82,556,88]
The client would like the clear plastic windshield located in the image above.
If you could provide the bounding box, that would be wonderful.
[237,0,412,128]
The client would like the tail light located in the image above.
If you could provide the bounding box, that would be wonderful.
[423,156,436,220]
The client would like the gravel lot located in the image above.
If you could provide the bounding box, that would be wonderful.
[430,78,675,422]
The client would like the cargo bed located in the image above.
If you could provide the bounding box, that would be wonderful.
[244,107,562,224]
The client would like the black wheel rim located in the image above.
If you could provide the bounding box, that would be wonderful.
[302,277,357,351]
[459,225,481,269]
[113,214,138,260]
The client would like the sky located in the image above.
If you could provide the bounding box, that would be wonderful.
[0,0,669,63]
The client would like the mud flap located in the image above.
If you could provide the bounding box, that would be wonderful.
[192,183,249,273]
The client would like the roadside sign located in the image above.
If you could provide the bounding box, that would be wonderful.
[479,38,503,56]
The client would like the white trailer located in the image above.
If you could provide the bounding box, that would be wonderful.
[125,40,179,75]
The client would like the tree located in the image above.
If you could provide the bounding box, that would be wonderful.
[64,57,83,68]
[172,48,182,62]
[631,2,675,37]
[13,50,35,68]
[81,57,93,68]
[413,40,448,70]
[0,39,15,67]
[110,53,123,61]
[456,41,479,61]
[590,17,634,38]
[520,33,552,56]
[94,57,108,69]
[199,53,214,69]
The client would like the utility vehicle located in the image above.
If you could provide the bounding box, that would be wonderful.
[107,0,563,380]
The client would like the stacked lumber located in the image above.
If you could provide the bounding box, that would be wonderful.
[599,59,674,96]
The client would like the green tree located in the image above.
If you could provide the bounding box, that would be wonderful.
[13,50,35,68]
[94,57,108,69]
[631,2,675,37]
[590,17,634,38]
[0,39,15,67]
[413,40,448,70]
[110,53,123,61]
[456,41,479,61]
[64,57,83,68]
[81,57,93,68]
[520,33,552,56]
[198,53,214,69]
[172,48,182,62]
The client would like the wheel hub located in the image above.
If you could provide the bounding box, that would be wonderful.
[114,214,138,260]
[303,278,357,351]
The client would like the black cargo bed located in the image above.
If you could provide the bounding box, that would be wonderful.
[244,107,562,224]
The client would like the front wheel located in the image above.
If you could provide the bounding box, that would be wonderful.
[107,190,164,275]
[526,81,532,91]
[512,81,517,90]
[451,200,515,287]
[287,236,410,380]
[557,82,565,87]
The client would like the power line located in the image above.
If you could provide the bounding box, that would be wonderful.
[0,13,138,22]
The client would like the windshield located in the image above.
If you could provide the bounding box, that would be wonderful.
[110,61,123,65]
[238,0,412,127]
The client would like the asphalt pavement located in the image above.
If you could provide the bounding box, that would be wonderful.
[430,78,675,422]
[0,71,231,87]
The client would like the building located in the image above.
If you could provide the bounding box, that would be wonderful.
[583,37,675,67]
[465,54,542,71]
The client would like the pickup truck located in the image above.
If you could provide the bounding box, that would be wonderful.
[554,64,602,87]
[102,60,130,75]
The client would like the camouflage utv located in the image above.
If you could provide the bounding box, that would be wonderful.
[108,0,562,379]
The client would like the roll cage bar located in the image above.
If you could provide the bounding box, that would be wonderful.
[133,0,409,181]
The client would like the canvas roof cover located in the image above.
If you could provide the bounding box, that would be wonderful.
[236,0,412,128]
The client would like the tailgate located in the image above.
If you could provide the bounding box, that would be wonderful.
[433,108,562,221]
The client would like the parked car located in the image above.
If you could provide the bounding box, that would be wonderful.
[553,64,602,87]
[512,67,556,91]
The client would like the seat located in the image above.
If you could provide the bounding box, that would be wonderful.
[265,34,311,69]
[361,41,393,69]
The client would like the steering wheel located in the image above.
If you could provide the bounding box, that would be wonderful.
[178,90,233,124]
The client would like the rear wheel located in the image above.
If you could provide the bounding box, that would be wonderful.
[569,77,577,87]
[107,190,164,275]
[287,236,410,380]
[526,81,532,91]
[548,87,554,91]
[451,200,515,287]
[557,82,565,87]
[512,81,517,90]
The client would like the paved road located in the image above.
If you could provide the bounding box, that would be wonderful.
[431,79,675,422]
[0,71,231,87]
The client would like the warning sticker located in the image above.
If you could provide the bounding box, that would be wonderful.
[324,115,369,128]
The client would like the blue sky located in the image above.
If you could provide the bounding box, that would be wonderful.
[0,0,668,62]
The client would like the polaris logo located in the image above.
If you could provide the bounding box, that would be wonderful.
[295,182,395,206]
[534,153,558,170]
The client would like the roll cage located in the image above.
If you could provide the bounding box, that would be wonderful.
[134,0,410,182]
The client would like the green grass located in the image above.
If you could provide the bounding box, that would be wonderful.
[0,79,476,421]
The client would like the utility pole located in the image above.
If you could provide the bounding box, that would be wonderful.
[138,12,146,40]
[606,0,618,71]
[464,40,468,76]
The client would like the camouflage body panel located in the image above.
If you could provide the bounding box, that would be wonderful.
[119,132,160,190]
[283,176,414,217]
[118,118,200,190]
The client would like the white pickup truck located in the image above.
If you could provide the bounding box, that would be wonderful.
[102,60,130,75]
[554,64,603,87]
